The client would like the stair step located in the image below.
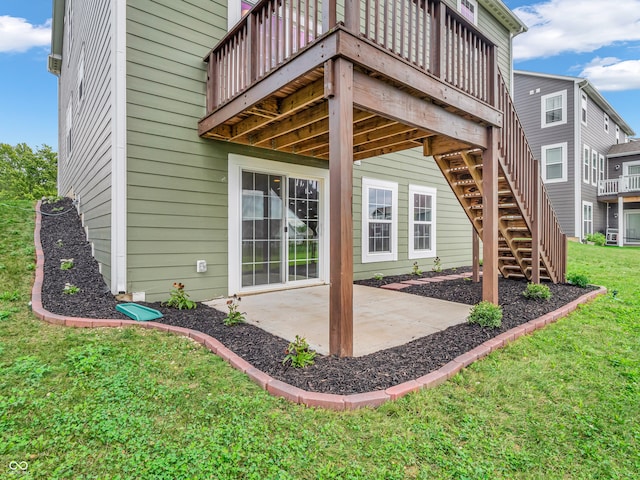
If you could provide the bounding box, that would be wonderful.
[505,226,529,232]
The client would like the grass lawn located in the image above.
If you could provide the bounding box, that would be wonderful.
[1,200,638,479]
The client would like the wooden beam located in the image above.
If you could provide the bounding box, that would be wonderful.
[229,79,325,139]
[250,103,329,147]
[198,35,337,136]
[352,71,488,150]
[329,58,354,357]
[472,229,480,283]
[482,127,499,304]
[352,140,423,161]
[423,135,473,156]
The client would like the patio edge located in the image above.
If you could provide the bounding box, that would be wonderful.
[31,201,608,410]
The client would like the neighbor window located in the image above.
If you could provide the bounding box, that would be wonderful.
[604,113,609,133]
[541,143,567,183]
[583,145,590,184]
[599,154,605,183]
[541,91,567,128]
[581,93,588,125]
[408,185,436,259]
[591,150,598,187]
[227,0,256,29]
[457,0,478,24]
[362,178,398,263]
[616,125,621,144]
[582,201,593,238]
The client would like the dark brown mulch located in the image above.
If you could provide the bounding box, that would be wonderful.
[39,198,596,395]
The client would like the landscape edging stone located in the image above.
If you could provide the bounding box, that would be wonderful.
[31,201,608,410]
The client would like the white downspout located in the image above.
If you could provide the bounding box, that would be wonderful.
[111,0,127,293]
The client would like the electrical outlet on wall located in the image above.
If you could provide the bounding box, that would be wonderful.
[196,260,207,273]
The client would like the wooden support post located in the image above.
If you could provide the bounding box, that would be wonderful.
[344,0,360,32]
[531,161,541,284]
[618,196,624,247]
[328,58,354,357]
[472,228,480,283]
[482,127,498,304]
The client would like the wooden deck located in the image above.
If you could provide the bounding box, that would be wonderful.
[198,0,567,356]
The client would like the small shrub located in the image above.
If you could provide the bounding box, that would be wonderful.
[478,258,484,267]
[56,239,63,247]
[523,283,552,300]
[224,295,245,326]
[468,301,502,328]
[163,282,197,310]
[586,232,606,246]
[373,273,384,281]
[432,256,442,273]
[283,335,316,368]
[60,258,74,270]
[567,273,590,288]
[411,261,422,276]
[63,283,79,295]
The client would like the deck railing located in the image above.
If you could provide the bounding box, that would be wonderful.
[497,73,566,282]
[205,0,496,111]
[599,174,640,195]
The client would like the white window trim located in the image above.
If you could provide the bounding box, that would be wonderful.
[408,185,436,260]
[541,142,568,184]
[583,145,590,184]
[591,150,598,187]
[227,154,330,295]
[457,0,478,25]
[78,46,85,106]
[361,177,398,263]
[623,159,640,176]
[616,125,620,144]
[540,90,567,128]
[581,93,588,126]
[582,201,593,239]
[604,113,609,133]
[599,154,605,183]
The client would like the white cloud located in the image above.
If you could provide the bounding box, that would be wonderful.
[513,0,640,60]
[0,16,51,53]
[580,57,640,91]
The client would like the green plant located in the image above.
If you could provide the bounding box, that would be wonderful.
[60,258,74,270]
[586,232,606,246]
[432,256,442,273]
[56,239,63,247]
[411,261,422,276]
[162,282,197,310]
[282,335,316,368]
[0,290,20,301]
[523,283,552,300]
[467,301,502,328]
[224,294,245,326]
[63,283,79,295]
[373,273,384,281]
[567,272,590,288]
[478,258,484,267]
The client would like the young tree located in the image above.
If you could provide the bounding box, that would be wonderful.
[0,143,58,200]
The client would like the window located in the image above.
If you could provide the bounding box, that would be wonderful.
[581,93,588,125]
[582,201,593,238]
[78,46,84,104]
[457,0,478,24]
[616,125,620,143]
[599,155,605,183]
[65,0,73,65]
[604,113,609,133]
[362,178,398,263]
[583,145,590,184]
[541,143,567,183]
[65,101,73,159]
[408,185,436,259]
[591,150,598,187]
[541,91,567,128]
[228,0,255,29]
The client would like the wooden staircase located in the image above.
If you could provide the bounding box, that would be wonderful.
[433,74,567,283]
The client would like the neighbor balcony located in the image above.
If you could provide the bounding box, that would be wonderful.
[598,175,640,201]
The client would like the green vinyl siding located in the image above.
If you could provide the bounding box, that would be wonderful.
[58,0,113,286]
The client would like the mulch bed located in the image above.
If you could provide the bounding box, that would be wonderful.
[39,198,595,395]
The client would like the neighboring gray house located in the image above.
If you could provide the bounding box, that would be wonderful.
[513,71,636,245]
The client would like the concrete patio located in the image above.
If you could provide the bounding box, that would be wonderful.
[205,285,471,356]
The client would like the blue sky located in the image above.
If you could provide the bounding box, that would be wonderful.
[1,0,639,151]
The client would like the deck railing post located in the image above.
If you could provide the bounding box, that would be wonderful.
[323,0,337,32]
[488,44,498,107]
[207,53,218,112]
[433,0,447,80]
[344,0,360,32]
[247,12,257,83]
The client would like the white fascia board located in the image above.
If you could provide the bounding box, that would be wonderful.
[574,83,583,239]
[111,0,127,293]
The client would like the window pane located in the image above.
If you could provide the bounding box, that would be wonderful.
[414,223,431,250]
[547,164,563,180]
[369,223,390,253]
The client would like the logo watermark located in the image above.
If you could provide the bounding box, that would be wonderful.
[8,461,28,473]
